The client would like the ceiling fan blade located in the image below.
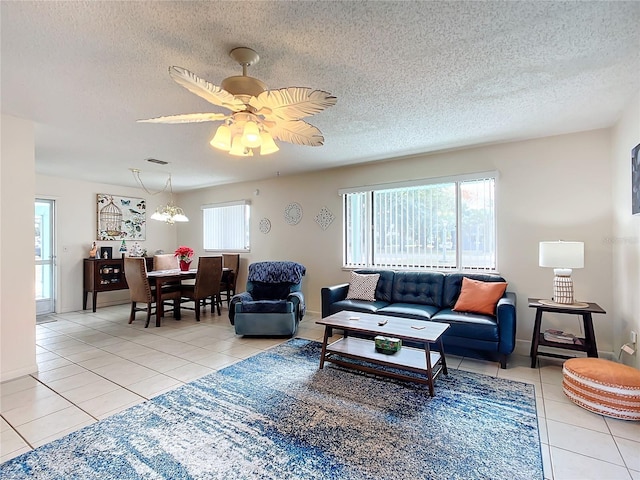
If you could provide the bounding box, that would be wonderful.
[137,113,229,124]
[169,66,246,112]
[250,87,337,121]
[269,119,325,147]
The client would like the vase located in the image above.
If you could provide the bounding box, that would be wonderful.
[179,260,191,271]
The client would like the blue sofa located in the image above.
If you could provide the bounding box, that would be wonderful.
[321,270,516,368]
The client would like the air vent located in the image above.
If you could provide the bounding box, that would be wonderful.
[146,158,168,165]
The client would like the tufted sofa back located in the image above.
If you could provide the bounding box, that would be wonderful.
[354,269,395,302]
[352,270,507,308]
[391,271,446,307]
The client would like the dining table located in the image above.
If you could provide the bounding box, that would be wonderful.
[147,267,231,327]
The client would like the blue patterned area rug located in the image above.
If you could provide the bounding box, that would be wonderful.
[1,338,543,479]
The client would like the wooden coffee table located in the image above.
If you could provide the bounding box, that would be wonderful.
[316,311,450,396]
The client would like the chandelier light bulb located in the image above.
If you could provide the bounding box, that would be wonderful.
[172,213,189,222]
[241,120,262,148]
[151,210,166,221]
[152,204,189,224]
[259,131,280,155]
[210,124,231,151]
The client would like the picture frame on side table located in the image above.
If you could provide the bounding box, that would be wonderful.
[633,142,640,215]
[100,247,113,259]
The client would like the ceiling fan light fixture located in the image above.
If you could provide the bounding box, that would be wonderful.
[139,47,336,157]
[229,135,250,156]
[260,131,279,155]
[210,124,231,151]
[241,120,261,148]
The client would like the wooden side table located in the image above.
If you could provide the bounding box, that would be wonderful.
[528,298,606,368]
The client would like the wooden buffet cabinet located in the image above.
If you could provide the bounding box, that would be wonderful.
[83,257,153,312]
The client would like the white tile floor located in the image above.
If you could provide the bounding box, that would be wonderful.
[1,304,639,479]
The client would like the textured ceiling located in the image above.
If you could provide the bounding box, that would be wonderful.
[2,1,639,191]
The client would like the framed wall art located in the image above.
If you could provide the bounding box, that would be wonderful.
[97,194,146,240]
[314,206,335,230]
[632,143,640,215]
[284,202,303,225]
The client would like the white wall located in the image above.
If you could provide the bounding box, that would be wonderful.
[178,129,615,356]
[36,175,179,313]
[1,115,37,381]
[0,117,624,383]
[611,90,640,368]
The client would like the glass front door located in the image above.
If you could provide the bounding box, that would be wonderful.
[35,199,55,315]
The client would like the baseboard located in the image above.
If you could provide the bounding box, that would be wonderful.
[1,363,38,383]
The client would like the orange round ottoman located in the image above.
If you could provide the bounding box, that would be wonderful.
[562,358,640,420]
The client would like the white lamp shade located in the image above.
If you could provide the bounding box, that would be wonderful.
[241,121,262,148]
[210,124,231,151]
[229,135,248,156]
[260,131,279,155]
[539,241,584,268]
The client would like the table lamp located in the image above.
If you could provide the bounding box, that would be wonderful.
[539,241,584,304]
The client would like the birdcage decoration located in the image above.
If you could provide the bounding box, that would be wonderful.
[99,196,123,237]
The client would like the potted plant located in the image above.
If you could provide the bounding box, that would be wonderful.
[174,246,194,271]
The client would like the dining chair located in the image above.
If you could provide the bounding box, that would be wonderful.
[220,253,240,307]
[124,257,182,328]
[153,253,182,288]
[153,253,179,270]
[181,256,223,320]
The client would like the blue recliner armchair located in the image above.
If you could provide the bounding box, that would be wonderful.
[229,261,306,336]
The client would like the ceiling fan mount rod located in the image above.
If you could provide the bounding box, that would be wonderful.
[229,47,260,69]
[221,47,266,100]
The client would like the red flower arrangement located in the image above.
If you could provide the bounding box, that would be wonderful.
[174,246,194,263]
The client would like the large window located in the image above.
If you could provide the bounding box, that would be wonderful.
[342,172,497,271]
[202,200,251,251]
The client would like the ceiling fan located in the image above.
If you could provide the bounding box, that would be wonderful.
[138,47,337,156]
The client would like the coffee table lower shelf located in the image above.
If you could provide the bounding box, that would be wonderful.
[323,337,445,387]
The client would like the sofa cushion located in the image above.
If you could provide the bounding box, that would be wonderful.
[377,303,440,320]
[355,269,395,302]
[442,273,507,308]
[346,272,380,301]
[432,308,499,341]
[453,277,508,316]
[330,299,390,315]
[391,271,445,307]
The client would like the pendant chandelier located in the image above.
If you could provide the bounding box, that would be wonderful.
[131,169,188,224]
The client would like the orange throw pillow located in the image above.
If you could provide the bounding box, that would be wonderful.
[453,277,508,316]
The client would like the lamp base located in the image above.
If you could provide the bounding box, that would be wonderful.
[553,274,575,304]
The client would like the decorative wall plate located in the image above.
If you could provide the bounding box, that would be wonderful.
[259,217,271,234]
[284,202,303,225]
[315,206,335,230]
